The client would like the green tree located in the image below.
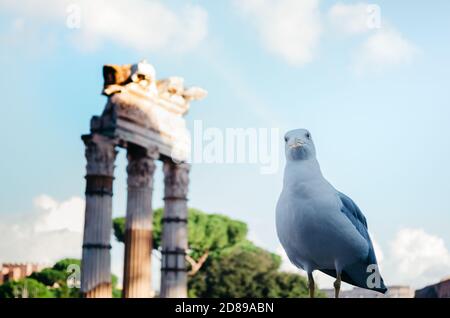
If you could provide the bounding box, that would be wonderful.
[0,278,54,298]
[111,274,121,298]
[24,258,80,298]
[188,240,279,297]
[29,268,66,287]
[189,241,324,298]
[53,258,82,297]
[265,272,311,298]
[113,217,126,243]
[113,208,323,298]
[113,208,247,274]
[22,258,119,298]
[52,258,80,272]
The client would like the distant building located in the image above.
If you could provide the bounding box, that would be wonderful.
[322,288,385,298]
[0,263,44,284]
[321,286,413,298]
[386,285,415,298]
[415,279,450,298]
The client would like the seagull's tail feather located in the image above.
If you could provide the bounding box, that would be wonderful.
[319,234,388,294]
[320,264,388,294]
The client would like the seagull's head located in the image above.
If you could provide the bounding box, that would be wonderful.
[284,129,316,161]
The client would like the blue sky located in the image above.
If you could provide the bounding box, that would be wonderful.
[1,0,450,290]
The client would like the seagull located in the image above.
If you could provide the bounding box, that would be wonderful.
[276,129,387,298]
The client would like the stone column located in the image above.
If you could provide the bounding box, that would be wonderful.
[81,134,117,298]
[160,161,190,298]
[122,145,157,298]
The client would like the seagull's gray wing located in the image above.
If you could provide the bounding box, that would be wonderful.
[338,191,368,236]
[320,192,387,293]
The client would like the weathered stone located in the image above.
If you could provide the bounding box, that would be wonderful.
[122,145,158,298]
[81,134,117,298]
[81,60,204,298]
[160,161,190,298]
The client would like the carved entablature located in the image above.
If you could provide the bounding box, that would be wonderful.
[96,60,206,162]
[102,60,206,115]
[156,77,207,110]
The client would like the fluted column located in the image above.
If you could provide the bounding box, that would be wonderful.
[81,134,117,298]
[160,161,190,298]
[122,145,158,298]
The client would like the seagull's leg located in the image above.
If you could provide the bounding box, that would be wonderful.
[307,272,315,298]
[334,273,341,298]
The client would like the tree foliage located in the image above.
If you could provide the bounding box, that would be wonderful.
[188,240,279,297]
[0,278,54,298]
[113,208,248,260]
[0,208,324,298]
[113,208,321,298]
[0,258,120,298]
[265,272,312,298]
[113,217,126,243]
[188,240,323,298]
[52,258,81,272]
[29,268,66,287]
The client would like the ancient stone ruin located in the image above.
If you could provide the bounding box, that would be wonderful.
[81,60,206,298]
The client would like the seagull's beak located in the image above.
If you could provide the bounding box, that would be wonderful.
[289,139,305,149]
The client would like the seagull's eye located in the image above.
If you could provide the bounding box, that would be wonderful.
[306,132,311,139]
[284,136,288,142]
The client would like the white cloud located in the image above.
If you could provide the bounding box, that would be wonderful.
[328,2,377,35]
[0,0,208,54]
[233,1,417,70]
[387,228,450,288]
[0,194,153,288]
[33,195,84,233]
[372,237,384,267]
[234,0,322,66]
[0,195,84,264]
[354,27,418,72]
[277,229,447,292]
[327,3,418,73]
[0,17,58,59]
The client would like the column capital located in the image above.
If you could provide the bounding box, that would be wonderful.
[82,134,118,176]
[126,145,158,188]
[163,161,190,200]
